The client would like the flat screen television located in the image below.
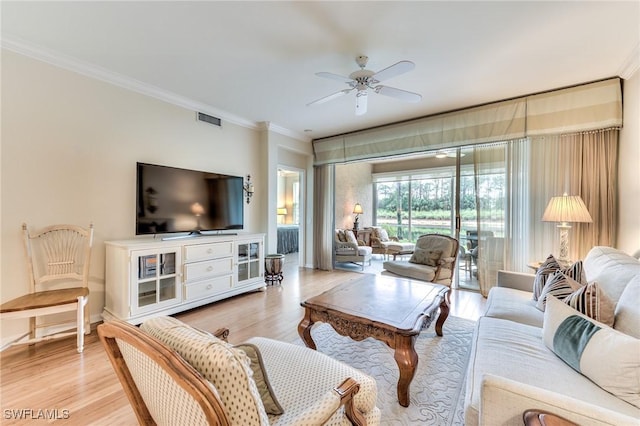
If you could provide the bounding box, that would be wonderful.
[136,162,244,236]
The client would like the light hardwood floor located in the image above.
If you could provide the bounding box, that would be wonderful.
[1,261,485,425]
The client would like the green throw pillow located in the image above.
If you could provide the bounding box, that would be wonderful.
[234,343,284,415]
[543,296,640,408]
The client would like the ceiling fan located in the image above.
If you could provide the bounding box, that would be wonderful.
[307,55,422,116]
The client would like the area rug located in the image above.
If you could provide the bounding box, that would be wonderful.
[295,316,475,425]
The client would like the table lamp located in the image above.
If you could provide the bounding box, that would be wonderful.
[542,193,592,264]
[352,203,363,230]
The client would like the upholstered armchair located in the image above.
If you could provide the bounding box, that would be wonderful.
[98,316,381,426]
[382,234,459,293]
[335,229,372,270]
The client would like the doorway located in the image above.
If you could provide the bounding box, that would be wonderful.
[277,167,303,268]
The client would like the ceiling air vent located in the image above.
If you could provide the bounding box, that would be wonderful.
[197,112,221,127]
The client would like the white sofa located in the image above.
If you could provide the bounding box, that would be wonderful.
[464,246,640,425]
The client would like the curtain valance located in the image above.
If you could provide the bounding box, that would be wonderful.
[312,78,622,165]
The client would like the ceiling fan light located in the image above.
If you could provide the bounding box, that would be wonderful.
[355,91,368,115]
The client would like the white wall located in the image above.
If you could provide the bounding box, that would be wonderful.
[335,162,373,230]
[618,72,640,255]
[0,50,269,341]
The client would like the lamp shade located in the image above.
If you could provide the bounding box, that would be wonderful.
[277,207,287,215]
[542,194,592,224]
[352,203,363,215]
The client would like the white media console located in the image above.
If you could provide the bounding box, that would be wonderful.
[103,233,265,324]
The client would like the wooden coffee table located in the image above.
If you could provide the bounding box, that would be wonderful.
[298,274,449,407]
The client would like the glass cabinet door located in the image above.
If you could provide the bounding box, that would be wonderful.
[236,240,262,285]
[132,249,181,314]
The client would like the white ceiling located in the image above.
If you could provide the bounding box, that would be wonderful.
[2,1,639,141]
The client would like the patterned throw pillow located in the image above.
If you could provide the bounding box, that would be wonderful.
[533,255,561,301]
[533,256,586,301]
[344,230,358,245]
[536,271,583,311]
[543,296,640,409]
[336,230,347,242]
[409,248,442,267]
[563,281,615,326]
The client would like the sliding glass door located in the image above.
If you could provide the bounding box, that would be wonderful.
[373,147,507,291]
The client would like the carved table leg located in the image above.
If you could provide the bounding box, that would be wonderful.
[297,309,317,350]
[394,334,418,407]
[435,292,450,337]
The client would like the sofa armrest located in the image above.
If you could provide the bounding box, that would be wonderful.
[496,270,535,292]
[480,375,638,426]
[335,241,358,254]
[288,378,366,426]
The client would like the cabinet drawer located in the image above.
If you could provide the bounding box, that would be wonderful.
[185,275,233,301]
[184,242,233,262]
[184,258,233,282]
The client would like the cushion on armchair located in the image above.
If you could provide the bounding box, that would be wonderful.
[371,226,390,243]
[141,316,270,426]
[409,248,442,267]
[344,230,358,245]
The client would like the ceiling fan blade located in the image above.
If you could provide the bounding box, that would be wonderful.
[307,88,353,106]
[375,85,422,103]
[315,72,354,84]
[371,60,415,82]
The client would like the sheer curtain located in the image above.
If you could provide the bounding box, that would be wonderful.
[528,129,618,262]
[474,129,618,297]
[313,164,335,270]
[473,139,530,296]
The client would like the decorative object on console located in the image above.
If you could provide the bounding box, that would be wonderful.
[542,193,592,264]
[352,203,363,230]
[243,174,254,204]
[264,254,285,286]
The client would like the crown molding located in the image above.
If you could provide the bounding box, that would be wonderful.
[266,122,311,143]
[1,34,307,142]
[618,42,640,79]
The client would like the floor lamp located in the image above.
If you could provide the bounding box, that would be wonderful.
[542,193,592,264]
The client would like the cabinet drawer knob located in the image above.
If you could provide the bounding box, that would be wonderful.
[207,266,213,272]
[206,284,212,290]
[207,248,213,254]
